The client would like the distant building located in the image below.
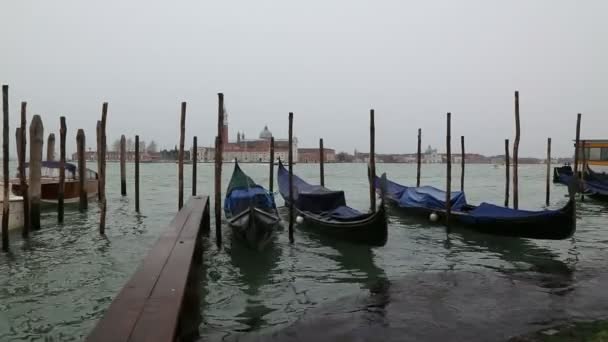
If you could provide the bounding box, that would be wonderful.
[71,150,162,162]
[298,148,336,163]
[192,113,298,162]
[423,145,442,163]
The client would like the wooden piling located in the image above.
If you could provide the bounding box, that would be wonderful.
[135,135,140,213]
[120,135,126,196]
[46,133,55,161]
[30,115,44,229]
[417,128,421,187]
[445,112,452,232]
[513,91,520,209]
[178,102,186,210]
[18,102,30,236]
[573,114,581,180]
[76,129,87,212]
[581,139,587,202]
[269,137,275,192]
[545,137,551,206]
[460,136,465,193]
[215,93,225,248]
[319,138,325,187]
[96,120,102,201]
[505,139,510,207]
[99,103,108,235]
[2,85,8,251]
[192,136,197,196]
[369,109,376,212]
[58,117,66,223]
[288,112,294,243]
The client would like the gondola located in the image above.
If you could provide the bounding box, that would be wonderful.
[375,176,575,240]
[224,161,280,251]
[553,164,574,185]
[277,161,387,246]
[554,164,608,200]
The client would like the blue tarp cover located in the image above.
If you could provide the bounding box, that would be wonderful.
[224,186,276,217]
[379,177,467,211]
[468,202,563,219]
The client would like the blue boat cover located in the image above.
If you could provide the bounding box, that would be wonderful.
[277,162,368,220]
[378,177,467,211]
[224,186,276,216]
[24,161,78,174]
[468,202,563,219]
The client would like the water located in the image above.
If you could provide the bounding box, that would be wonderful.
[0,162,607,341]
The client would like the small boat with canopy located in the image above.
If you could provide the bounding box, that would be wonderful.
[224,161,280,250]
[376,176,575,240]
[277,161,387,246]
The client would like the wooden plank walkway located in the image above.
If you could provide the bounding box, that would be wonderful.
[87,195,210,342]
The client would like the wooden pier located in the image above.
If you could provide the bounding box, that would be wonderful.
[87,195,210,342]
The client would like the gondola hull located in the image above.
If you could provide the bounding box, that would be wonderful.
[290,201,388,246]
[228,207,280,251]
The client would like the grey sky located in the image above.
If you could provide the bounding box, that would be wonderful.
[1,0,606,157]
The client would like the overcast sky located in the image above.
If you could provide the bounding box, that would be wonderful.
[1,0,606,157]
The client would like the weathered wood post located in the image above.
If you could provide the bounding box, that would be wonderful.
[58,117,66,223]
[369,109,376,213]
[76,129,87,212]
[546,137,551,206]
[192,136,197,196]
[573,114,581,184]
[96,120,102,201]
[215,93,225,247]
[2,85,9,250]
[319,138,325,187]
[120,135,126,196]
[30,115,44,229]
[581,139,587,202]
[46,133,55,161]
[269,137,275,192]
[460,136,465,193]
[417,128,422,187]
[178,102,186,210]
[445,112,452,233]
[135,135,140,213]
[99,103,108,235]
[288,112,294,243]
[505,139,510,207]
[18,102,30,236]
[513,91,521,209]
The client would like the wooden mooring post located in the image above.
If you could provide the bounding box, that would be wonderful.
[505,139,510,207]
[460,136,465,193]
[58,117,66,223]
[445,112,452,233]
[96,121,102,201]
[77,129,87,212]
[581,139,587,202]
[178,102,186,210]
[546,137,551,206]
[135,135,140,213]
[319,138,325,187]
[46,133,55,161]
[369,109,376,212]
[99,103,108,235]
[215,93,225,247]
[269,137,275,192]
[288,112,294,243]
[417,128,422,187]
[572,114,582,222]
[192,136,197,196]
[2,85,8,251]
[30,115,44,229]
[120,135,127,196]
[513,91,520,209]
[18,102,30,236]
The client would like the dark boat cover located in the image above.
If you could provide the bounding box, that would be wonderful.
[225,163,276,216]
[381,177,467,211]
[277,162,369,220]
[467,202,565,219]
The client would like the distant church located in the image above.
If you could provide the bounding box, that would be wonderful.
[192,112,298,162]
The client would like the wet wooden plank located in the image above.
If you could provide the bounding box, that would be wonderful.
[87,196,208,342]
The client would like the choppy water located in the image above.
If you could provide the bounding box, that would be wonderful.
[0,162,607,341]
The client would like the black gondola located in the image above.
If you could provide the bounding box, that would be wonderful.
[277,161,387,246]
[375,176,576,240]
[224,161,281,250]
[554,164,608,200]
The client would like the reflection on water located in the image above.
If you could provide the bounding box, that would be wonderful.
[1,163,607,341]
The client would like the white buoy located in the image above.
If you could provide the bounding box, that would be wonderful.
[296,216,304,224]
[429,212,439,222]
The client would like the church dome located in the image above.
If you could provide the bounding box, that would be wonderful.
[259,125,272,139]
